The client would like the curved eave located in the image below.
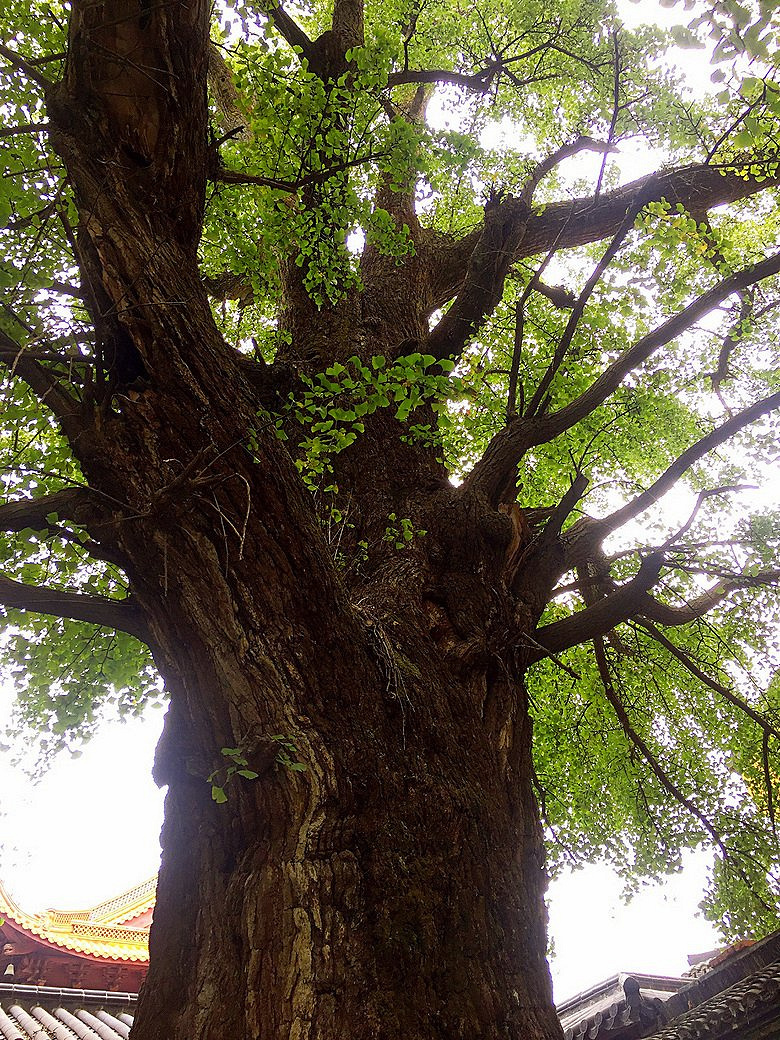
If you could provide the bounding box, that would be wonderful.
[0,882,149,964]
[0,880,28,924]
[1,916,148,964]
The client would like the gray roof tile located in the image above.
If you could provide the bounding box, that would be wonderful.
[0,985,136,1040]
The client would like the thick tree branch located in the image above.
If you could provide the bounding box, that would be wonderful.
[426,196,530,362]
[530,553,663,658]
[0,43,53,89]
[0,328,84,441]
[429,161,780,312]
[530,254,780,445]
[520,137,616,208]
[0,573,148,642]
[511,474,589,596]
[210,166,299,192]
[387,68,495,90]
[265,3,316,63]
[266,0,362,77]
[0,487,97,533]
[0,121,50,139]
[0,488,127,568]
[638,568,780,628]
[466,251,780,504]
[533,554,778,660]
[537,473,589,543]
[426,138,614,364]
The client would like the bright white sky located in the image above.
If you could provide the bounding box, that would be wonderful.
[0,0,759,1012]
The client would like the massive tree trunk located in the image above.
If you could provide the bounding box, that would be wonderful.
[139,581,557,1040]
[39,3,563,1037]
[32,0,780,1033]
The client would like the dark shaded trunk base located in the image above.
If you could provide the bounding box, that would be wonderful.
[131,649,562,1040]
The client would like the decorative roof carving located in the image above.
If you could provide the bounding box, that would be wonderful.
[0,879,154,964]
[558,973,687,1040]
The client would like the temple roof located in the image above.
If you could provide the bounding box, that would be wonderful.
[0,878,154,964]
[558,972,687,1040]
[0,982,136,1039]
[649,959,780,1040]
[558,929,780,1040]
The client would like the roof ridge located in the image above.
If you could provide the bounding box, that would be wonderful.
[649,959,780,1040]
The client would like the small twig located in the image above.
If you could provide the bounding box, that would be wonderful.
[635,619,780,743]
[594,634,726,853]
[519,631,581,681]
[235,474,251,560]
[659,484,755,551]
[594,30,621,199]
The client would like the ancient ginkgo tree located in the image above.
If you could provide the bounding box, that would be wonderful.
[0,0,779,1035]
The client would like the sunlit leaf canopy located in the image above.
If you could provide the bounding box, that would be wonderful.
[0,0,779,934]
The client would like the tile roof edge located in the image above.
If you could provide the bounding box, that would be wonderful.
[647,957,780,1040]
[0,878,150,962]
[0,982,138,1006]
[557,973,686,1016]
[1,877,157,931]
[1,914,148,962]
[654,928,780,1028]
[0,881,35,929]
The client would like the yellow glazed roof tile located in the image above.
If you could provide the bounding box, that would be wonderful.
[0,878,153,963]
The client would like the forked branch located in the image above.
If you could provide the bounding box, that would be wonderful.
[429,160,780,312]
[466,251,780,504]
[530,553,664,657]
[563,391,780,566]
[532,558,779,660]
[426,138,614,364]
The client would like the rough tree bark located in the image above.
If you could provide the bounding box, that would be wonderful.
[35,2,563,1037]
[1,0,774,1037]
